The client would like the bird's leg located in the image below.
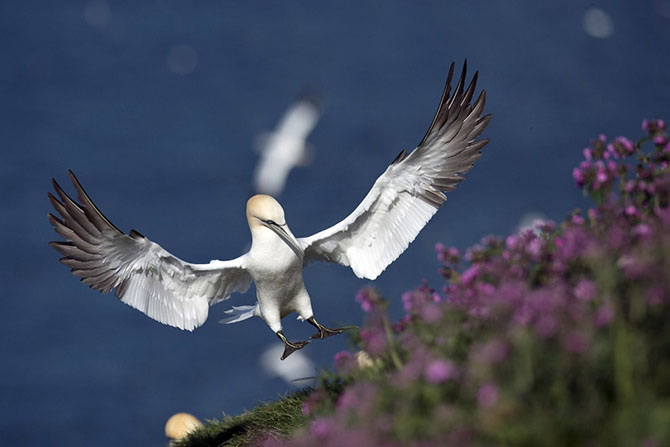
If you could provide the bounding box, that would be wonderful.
[307,317,347,340]
[276,331,310,360]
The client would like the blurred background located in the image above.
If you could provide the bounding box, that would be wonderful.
[1,1,669,445]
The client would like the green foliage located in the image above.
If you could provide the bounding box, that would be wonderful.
[174,389,311,447]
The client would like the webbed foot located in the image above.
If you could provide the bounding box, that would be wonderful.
[276,331,310,360]
[307,317,349,340]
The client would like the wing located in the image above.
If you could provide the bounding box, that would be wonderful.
[276,97,320,140]
[48,171,252,331]
[298,61,491,280]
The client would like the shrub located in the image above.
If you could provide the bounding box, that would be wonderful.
[263,119,670,447]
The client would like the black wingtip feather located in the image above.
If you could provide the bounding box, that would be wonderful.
[67,170,124,235]
[391,149,408,165]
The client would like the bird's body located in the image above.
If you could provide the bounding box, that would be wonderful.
[244,195,313,332]
[48,61,491,359]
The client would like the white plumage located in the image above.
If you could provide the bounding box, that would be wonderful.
[48,61,491,359]
[253,95,320,196]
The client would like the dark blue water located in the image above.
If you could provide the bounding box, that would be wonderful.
[2,1,668,445]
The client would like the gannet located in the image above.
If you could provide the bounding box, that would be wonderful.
[48,61,491,360]
[253,94,320,196]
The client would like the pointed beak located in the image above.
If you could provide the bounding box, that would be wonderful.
[263,221,304,259]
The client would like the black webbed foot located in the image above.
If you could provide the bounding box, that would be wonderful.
[276,331,310,360]
[307,317,348,340]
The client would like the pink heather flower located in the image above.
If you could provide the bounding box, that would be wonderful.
[598,133,607,142]
[420,303,443,324]
[477,383,499,408]
[607,225,626,248]
[571,214,584,225]
[393,314,412,332]
[574,279,596,301]
[477,339,508,364]
[596,169,608,183]
[535,315,558,338]
[476,282,495,296]
[360,327,387,355]
[583,148,592,160]
[654,135,667,145]
[616,136,634,153]
[336,388,358,411]
[618,254,647,280]
[505,234,519,249]
[401,291,412,312]
[527,237,543,257]
[654,206,670,226]
[513,303,532,326]
[595,302,614,327]
[309,418,333,439]
[564,330,588,354]
[424,359,457,384]
[625,205,638,217]
[355,287,377,312]
[647,286,665,307]
[334,350,353,373]
[460,264,479,285]
[634,223,651,237]
[301,402,311,415]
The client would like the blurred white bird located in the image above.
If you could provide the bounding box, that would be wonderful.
[253,94,320,196]
[48,61,490,360]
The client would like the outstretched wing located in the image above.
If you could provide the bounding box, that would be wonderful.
[298,61,491,280]
[48,171,252,331]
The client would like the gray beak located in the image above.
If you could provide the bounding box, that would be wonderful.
[263,221,304,259]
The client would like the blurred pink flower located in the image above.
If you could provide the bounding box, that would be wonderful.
[309,418,333,439]
[535,315,558,338]
[420,303,443,323]
[460,265,479,285]
[476,339,508,364]
[334,350,353,374]
[355,287,378,312]
[574,279,597,301]
[595,302,614,327]
[564,330,589,354]
[477,383,499,408]
[424,359,457,384]
[360,327,387,355]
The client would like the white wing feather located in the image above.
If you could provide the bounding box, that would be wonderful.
[48,171,251,331]
[298,61,491,280]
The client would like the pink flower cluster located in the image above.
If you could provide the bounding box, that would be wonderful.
[264,119,670,447]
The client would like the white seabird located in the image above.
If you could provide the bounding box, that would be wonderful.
[252,94,320,196]
[48,61,491,360]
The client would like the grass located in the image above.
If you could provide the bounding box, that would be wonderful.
[174,388,312,447]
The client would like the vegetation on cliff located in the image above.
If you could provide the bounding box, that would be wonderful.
[180,119,670,446]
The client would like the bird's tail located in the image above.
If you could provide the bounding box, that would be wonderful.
[219,305,257,324]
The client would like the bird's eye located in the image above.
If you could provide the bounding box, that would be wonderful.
[266,219,277,226]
